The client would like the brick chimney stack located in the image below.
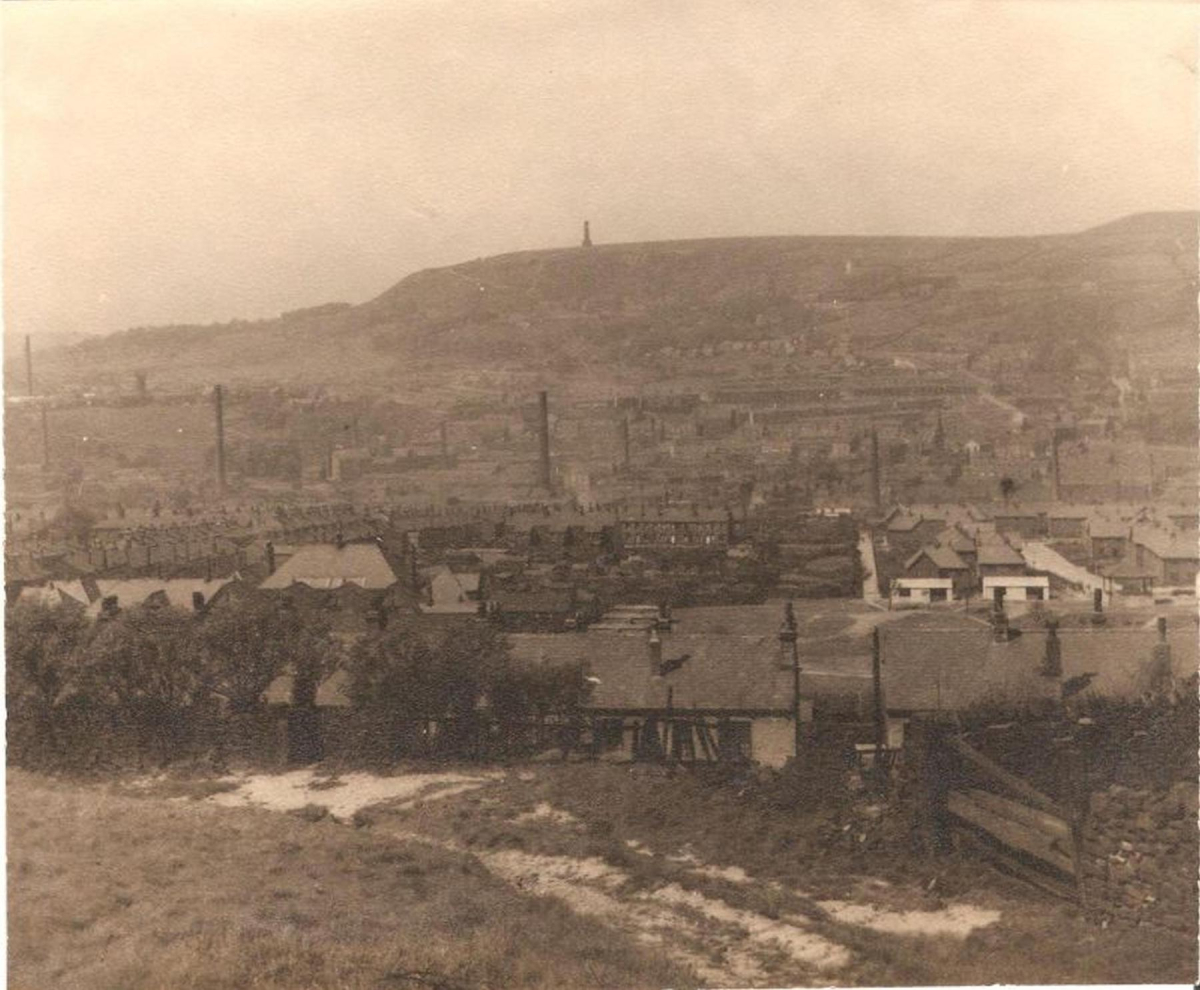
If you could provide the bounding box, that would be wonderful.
[582,220,593,248]
[648,627,662,673]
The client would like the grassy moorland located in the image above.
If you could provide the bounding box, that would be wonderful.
[6,770,691,990]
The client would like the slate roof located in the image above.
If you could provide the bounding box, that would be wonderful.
[975,542,1026,566]
[507,632,873,711]
[489,588,575,613]
[259,542,398,591]
[935,527,977,554]
[1099,555,1157,580]
[1133,527,1199,561]
[84,577,238,617]
[904,544,969,572]
[886,511,924,533]
[265,668,351,708]
[422,566,483,614]
[1089,519,1131,540]
[880,621,1198,711]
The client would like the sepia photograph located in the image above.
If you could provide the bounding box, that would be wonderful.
[3,1,1198,987]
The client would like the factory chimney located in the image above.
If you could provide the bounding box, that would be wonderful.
[213,385,227,494]
[537,390,552,491]
[1051,428,1062,502]
[440,420,449,463]
[620,416,631,471]
[582,220,593,248]
[869,429,882,513]
[24,334,34,396]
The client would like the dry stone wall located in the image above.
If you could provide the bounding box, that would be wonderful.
[1080,781,1197,935]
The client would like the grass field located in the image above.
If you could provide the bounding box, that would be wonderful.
[9,764,1197,988]
[6,770,690,990]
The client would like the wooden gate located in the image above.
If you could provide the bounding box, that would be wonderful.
[930,733,1087,902]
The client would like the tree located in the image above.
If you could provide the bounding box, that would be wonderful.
[347,618,513,760]
[198,591,333,714]
[5,603,90,765]
[82,601,210,765]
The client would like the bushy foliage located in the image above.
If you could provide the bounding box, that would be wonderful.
[5,604,91,766]
[345,618,589,762]
[5,594,335,770]
[199,592,334,712]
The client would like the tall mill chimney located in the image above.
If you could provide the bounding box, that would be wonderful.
[214,385,227,494]
[1051,428,1062,502]
[24,334,34,396]
[620,416,631,471]
[537,390,552,491]
[582,221,593,248]
[869,429,882,513]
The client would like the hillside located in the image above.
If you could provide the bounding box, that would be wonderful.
[22,212,1198,396]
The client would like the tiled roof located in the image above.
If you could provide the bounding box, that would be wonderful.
[259,543,398,591]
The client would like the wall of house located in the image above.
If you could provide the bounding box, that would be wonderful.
[1091,536,1127,561]
[904,555,940,579]
[1162,559,1198,587]
[1048,518,1087,539]
[751,716,797,768]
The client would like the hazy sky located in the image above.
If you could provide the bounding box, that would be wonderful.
[4,0,1196,338]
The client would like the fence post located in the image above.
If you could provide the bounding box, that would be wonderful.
[1065,745,1089,908]
[872,626,886,790]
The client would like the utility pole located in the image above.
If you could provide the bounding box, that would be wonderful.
[779,600,801,759]
[214,385,227,494]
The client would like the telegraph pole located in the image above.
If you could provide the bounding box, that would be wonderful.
[779,600,801,759]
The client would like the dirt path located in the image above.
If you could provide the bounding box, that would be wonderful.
[201,768,1004,988]
[208,767,501,820]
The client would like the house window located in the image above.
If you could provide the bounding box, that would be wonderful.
[717,720,752,762]
[1029,586,1045,600]
[930,587,948,602]
[897,587,911,598]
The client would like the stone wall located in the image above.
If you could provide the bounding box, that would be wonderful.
[1080,781,1197,935]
